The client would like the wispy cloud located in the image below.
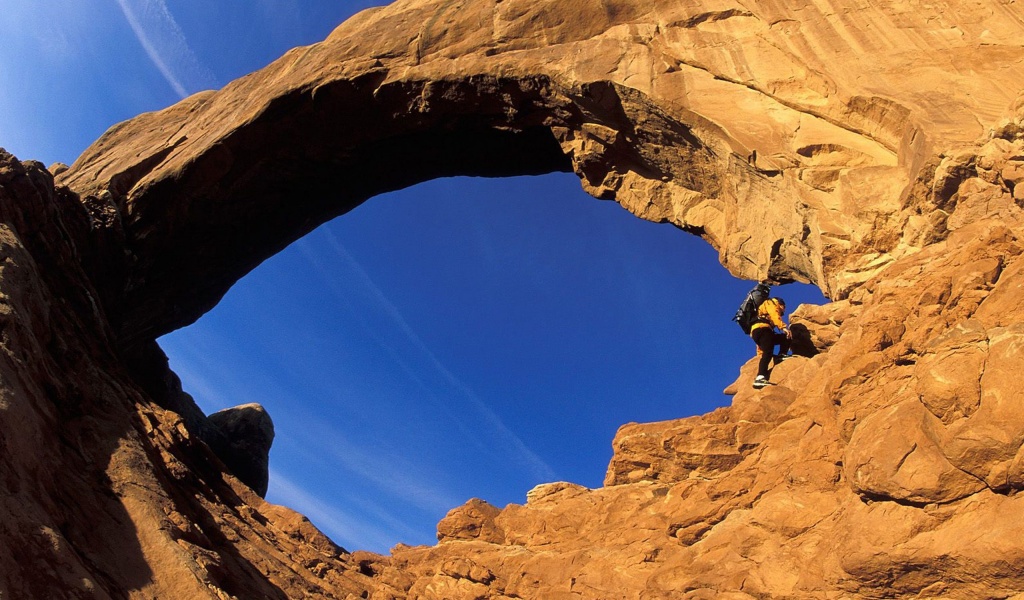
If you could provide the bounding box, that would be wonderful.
[160,325,295,414]
[113,0,215,98]
[161,221,560,553]
[288,421,463,515]
[267,469,404,553]
[299,227,558,483]
[162,355,232,412]
[161,319,464,522]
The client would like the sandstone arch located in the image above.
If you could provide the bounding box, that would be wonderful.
[61,74,735,347]
[61,0,1024,347]
[1,0,1024,596]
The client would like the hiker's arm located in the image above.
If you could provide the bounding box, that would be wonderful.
[768,303,791,336]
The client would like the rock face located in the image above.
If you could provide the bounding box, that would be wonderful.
[1,0,1024,597]
[59,0,1024,345]
[207,403,275,498]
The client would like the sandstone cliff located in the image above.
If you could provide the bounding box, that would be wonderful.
[2,0,1024,597]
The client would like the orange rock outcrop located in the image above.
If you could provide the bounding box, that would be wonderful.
[0,0,1023,596]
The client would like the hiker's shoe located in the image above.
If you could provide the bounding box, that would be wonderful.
[774,353,794,362]
[752,375,768,389]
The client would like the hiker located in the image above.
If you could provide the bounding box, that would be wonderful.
[750,297,792,389]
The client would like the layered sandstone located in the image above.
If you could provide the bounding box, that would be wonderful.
[0,0,1023,597]
[59,0,1024,345]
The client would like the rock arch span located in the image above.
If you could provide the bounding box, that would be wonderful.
[62,74,731,347]
[0,0,1022,596]
[59,0,1024,351]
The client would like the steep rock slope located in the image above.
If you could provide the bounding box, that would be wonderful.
[0,0,1021,597]
[365,136,1024,597]
[0,153,376,598]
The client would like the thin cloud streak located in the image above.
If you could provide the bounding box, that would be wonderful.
[113,0,213,98]
[295,236,491,453]
[306,227,558,483]
[313,425,463,515]
[162,356,232,412]
[270,388,464,517]
[159,327,283,413]
[268,469,401,552]
[162,322,463,518]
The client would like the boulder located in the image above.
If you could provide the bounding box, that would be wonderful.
[207,403,276,497]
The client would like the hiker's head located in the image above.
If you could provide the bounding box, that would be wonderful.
[775,298,786,311]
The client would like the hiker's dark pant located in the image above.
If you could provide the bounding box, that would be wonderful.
[752,327,791,378]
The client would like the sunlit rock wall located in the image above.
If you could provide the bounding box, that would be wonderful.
[60,0,1024,343]
[0,0,1021,596]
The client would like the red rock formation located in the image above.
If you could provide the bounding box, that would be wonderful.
[60,0,1024,345]
[1,0,1023,596]
[0,152,376,597]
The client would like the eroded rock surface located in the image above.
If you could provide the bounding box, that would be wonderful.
[59,0,1024,345]
[2,0,1024,597]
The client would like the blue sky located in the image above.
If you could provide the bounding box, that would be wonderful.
[0,2,826,553]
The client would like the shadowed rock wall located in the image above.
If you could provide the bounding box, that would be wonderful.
[1,0,1023,596]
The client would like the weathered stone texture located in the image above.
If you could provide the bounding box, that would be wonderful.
[2,0,1024,596]
[59,0,1024,344]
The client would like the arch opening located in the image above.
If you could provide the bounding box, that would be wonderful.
[158,172,827,553]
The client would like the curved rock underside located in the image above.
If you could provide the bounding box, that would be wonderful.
[1,0,1024,597]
